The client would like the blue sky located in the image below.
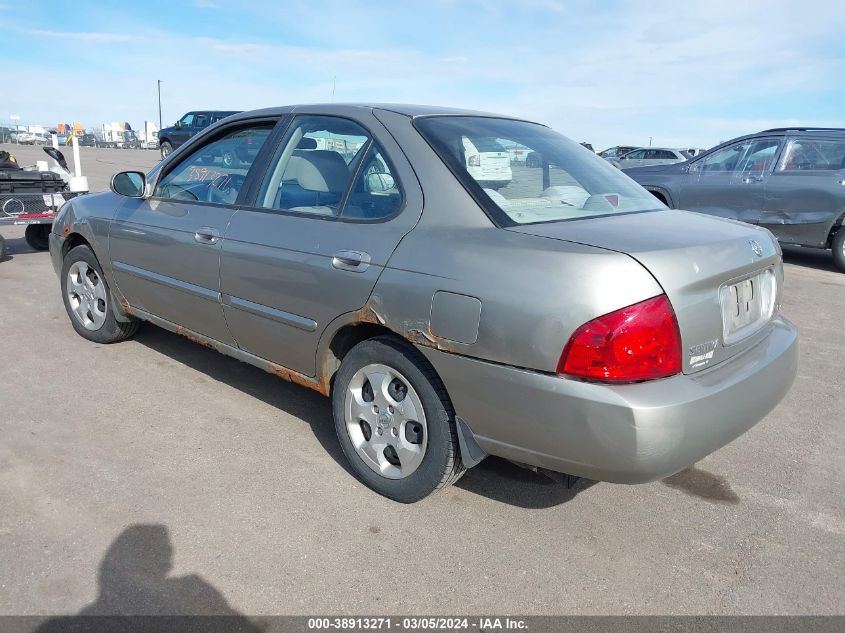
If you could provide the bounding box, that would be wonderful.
[1,0,843,150]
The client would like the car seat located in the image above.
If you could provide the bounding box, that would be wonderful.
[276,150,350,213]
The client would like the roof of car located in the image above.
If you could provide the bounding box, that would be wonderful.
[227,103,535,122]
[758,127,845,134]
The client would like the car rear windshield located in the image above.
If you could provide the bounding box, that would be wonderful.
[415,116,664,225]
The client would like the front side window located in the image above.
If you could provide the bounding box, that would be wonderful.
[415,116,663,225]
[153,124,273,204]
[256,116,372,217]
[778,138,845,171]
[179,113,195,127]
[736,138,781,174]
[694,141,752,173]
[624,149,646,159]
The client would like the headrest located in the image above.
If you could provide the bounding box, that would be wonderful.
[297,137,318,150]
[289,150,349,192]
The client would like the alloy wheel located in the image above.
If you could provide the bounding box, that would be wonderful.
[66,261,108,330]
[344,363,427,479]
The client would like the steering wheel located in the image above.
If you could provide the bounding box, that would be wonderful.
[205,173,246,205]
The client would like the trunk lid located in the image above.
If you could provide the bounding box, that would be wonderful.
[507,209,783,374]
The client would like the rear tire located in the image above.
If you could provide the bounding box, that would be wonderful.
[832,229,845,273]
[60,245,139,343]
[0,233,6,260]
[332,336,465,502]
[24,224,50,251]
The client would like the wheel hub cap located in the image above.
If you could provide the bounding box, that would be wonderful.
[66,261,107,331]
[344,363,427,479]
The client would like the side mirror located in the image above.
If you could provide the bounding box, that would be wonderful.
[111,171,146,198]
[175,121,182,129]
[366,172,395,193]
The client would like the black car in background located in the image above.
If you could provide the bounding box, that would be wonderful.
[624,128,845,272]
[158,110,240,158]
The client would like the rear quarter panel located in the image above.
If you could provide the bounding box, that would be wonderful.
[369,109,663,373]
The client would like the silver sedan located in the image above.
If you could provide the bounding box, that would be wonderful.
[49,104,797,502]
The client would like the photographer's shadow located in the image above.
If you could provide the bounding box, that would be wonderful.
[35,524,261,632]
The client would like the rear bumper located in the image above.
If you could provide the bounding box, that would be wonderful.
[420,316,798,483]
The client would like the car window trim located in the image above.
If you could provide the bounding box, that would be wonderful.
[148,116,280,207]
[238,114,407,225]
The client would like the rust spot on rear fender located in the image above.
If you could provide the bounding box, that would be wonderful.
[61,225,71,237]
[353,301,385,325]
[405,325,462,353]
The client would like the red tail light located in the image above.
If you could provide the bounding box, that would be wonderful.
[557,294,682,383]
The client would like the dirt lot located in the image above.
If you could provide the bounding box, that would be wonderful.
[0,149,843,616]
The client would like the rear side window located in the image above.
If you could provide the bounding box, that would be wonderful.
[256,116,403,220]
[778,138,845,171]
[153,124,273,204]
[256,115,370,217]
[342,145,403,220]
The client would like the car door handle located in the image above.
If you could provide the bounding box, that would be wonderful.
[332,250,371,272]
[194,227,220,245]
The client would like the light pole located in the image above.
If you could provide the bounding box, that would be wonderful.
[10,114,21,144]
[157,80,163,132]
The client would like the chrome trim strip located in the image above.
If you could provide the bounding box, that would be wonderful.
[112,260,220,302]
[222,294,318,332]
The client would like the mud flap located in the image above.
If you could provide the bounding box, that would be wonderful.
[455,416,487,468]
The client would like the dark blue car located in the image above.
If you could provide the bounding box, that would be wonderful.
[158,110,240,158]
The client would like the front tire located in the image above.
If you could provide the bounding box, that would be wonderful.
[832,229,845,273]
[60,245,139,343]
[332,336,465,502]
[24,224,50,251]
[160,141,173,160]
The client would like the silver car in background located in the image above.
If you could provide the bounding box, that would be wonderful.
[612,147,692,168]
[49,104,797,502]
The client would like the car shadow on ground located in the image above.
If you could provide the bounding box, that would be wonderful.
[456,457,597,508]
[30,524,262,631]
[0,234,38,259]
[133,326,600,507]
[133,325,350,475]
[781,245,838,273]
